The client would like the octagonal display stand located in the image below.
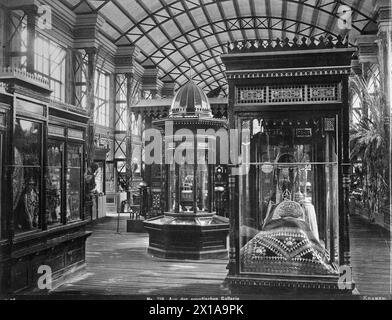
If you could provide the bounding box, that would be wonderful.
[144,212,229,259]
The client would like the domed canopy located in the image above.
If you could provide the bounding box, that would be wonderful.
[169,81,212,118]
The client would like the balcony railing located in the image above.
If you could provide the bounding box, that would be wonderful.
[0,66,51,91]
[0,67,88,116]
[49,98,88,116]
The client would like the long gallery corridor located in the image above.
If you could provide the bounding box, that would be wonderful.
[0,0,391,301]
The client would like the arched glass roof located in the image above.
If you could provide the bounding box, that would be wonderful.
[60,0,379,96]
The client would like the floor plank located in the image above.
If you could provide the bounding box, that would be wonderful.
[54,217,229,297]
[349,214,391,296]
[52,215,391,297]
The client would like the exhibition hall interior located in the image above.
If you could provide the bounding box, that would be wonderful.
[0,0,390,298]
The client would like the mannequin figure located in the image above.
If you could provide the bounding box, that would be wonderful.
[24,178,39,228]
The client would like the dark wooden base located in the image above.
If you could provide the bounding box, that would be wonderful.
[147,246,228,260]
[144,214,229,260]
[225,274,355,298]
[0,222,91,294]
[126,219,146,233]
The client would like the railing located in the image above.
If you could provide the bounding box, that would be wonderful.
[49,98,88,116]
[0,67,87,116]
[0,66,50,89]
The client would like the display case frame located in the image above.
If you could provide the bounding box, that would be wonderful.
[144,81,230,260]
[221,39,355,294]
[0,92,12,240]
[0,75,91,293]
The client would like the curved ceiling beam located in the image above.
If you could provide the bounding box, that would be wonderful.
[196,73,228,91]
[169,54,226,81]
[158,22,344,82]
[162,32,352,90]
[134,0,215,92]
[158,0,220,92]
[128,11,346,46]
[309,0,322,37]
[143,15,344,66]
[169,60,227,90]
[110,0,215,92]
[198,0,228,77]
[249,0,262,39]
[62,0,376,96]
[117,0,375,43]
[177,0,226,87]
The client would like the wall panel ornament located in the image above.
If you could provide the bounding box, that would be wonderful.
[236,84,341,105]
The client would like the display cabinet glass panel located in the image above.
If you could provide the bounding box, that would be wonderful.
[196,157,209,212]
[0,132,3,238]
[105,162,115,193]
[167,162,176,212]
[13,119,42,233]
[66,143,82,222]
[179,163,194,212]
[94,161,104,194]
[116,160,126,191]
[46,140,63,226]
[133,144,142,174]
[239,113,340,276]
[166,142,212,213]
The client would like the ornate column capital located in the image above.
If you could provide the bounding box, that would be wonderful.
[161,79,176,99]
[141,67,164,99]
[352,34,379,64]
[374,0,391,107]
[2,0,40,11]
[376,0,392,29]
[114,45,144,79]
[73,13,105,50]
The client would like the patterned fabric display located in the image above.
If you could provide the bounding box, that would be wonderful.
[241,218,338,275]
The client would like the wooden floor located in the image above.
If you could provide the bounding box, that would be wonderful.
[349,214,391,296]
[54,216,230,297]
[53,214,391,298]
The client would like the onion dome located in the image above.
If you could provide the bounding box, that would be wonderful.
[169,81,212,118]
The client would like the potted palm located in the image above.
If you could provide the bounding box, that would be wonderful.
[350,74,390,226]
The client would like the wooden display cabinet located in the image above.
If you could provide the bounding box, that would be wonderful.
[221,37,355,296]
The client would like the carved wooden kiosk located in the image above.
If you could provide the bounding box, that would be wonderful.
[221,37,355,295]
[143,81,229,260]
[0,70,91,293]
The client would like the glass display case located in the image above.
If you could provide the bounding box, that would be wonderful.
[221,40,355,294]
[0,74,90,293]
[0,131,3,238]
[66,143,83,222]
[166,145,211,214]
[13,118,42,233]
[144,81,229,259]
[239,113,340,277]
[46,140,64,226]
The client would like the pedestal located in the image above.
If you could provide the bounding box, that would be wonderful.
[144,212,229,260]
